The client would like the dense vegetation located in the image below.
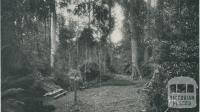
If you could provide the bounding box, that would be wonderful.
[2,0,198,112]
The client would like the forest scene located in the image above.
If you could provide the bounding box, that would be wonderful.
[1,0,199,112]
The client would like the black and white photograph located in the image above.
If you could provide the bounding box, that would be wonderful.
[1,0,199,112]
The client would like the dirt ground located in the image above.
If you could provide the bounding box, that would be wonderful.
[46,79,148,112]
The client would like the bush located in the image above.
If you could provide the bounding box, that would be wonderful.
[141,65,153,78]
[53,72,71,89]
[79,61,100,82]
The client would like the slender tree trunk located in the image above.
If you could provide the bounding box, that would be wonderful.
[50,13,55,68]
[77,39,79,68]
[95,47,98,63]
[68,44,71,69]
[48,17,51,48]
[85,41,88,62]
[102,45,105,75]
[44,17,47,42]
[88,0,91,28]
[84,0,91,77]
[144,47,149,63]
[110,47,113,67]
[64,48,68,70]
[36,37,40,57]
[108,0,112,45]
[50,0,57,69]
[48,16,51,70]
[99,44,102,85]
[85,41,87,83]
[89,47,92,62]
[74,80,77,105]
[109,0,112,29]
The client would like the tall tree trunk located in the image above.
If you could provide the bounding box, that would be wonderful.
[50,12,55,68]
[48,16,51,49]
[99,44,102,85]
[110,49,113,67]
[76,39,79,68]
[68,43,71,69]
[85,41,88,62]
[130,34,142,80]
[50,0,57,69]
[85,0,90,68]
[88,0,91,28]
[144,47,149,63]
[64,48,68,70]
[36,37,40,57]
[85,41,87,82]
[44,18,47,42]
[89,47,92,62]
[130,0,142,80]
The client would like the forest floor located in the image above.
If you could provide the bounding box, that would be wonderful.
[46,75,149,112]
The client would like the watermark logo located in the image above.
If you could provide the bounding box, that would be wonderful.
[167,76,198,108]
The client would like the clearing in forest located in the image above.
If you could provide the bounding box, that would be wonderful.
[46,77,148,112]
